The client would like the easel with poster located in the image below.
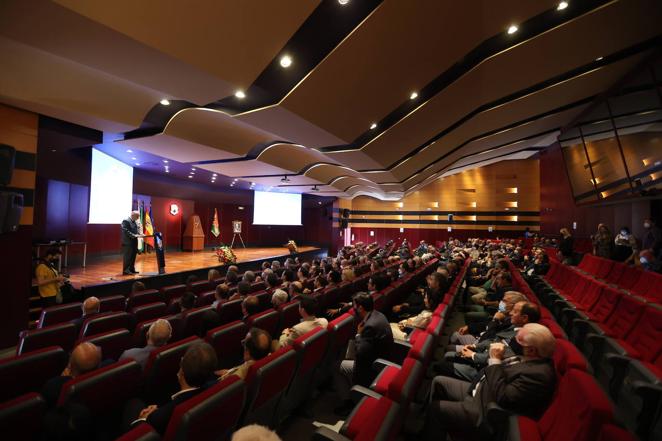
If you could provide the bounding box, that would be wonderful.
[230,220,245,248]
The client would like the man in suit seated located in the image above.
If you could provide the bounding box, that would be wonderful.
[71,296,101,332]
[216,327,271,381]
[334,292,394,416]
[41,342,102,407]
[422,323,557,440]
[241,295,261,320]
[119,319,172,369]
[124,342,218,435]
[277,295,328,348]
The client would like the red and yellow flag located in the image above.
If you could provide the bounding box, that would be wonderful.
[211,208,220,238]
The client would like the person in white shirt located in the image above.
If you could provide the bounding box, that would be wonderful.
[277,295,328,348]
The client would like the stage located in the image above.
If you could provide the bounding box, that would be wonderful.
[62,246,324,296]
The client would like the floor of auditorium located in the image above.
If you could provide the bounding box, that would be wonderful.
[61,246,319,288]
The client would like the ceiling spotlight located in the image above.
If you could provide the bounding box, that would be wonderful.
[370,122,377,130]
[165,170,170,173]
[160,99,170,106]
[280,55,292,68]
[163,160,168,163]
[281,175,290,182]
[212,174,217,177]
[507,24,518,34]
[557,1,568,10]
[191,167,196,171]
[250,182,255,186]
[338,0,350,4]
[51,149,56,152]
[135,163,140,166]
[595,56,604,61]
[131,157,137,160]
[410,91,418,100]
[126,149,133,153]
[235,90,246,99]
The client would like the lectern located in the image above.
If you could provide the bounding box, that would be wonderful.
[183,214,205,251]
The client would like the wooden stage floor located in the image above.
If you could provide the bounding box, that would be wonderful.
[65,246,320,289]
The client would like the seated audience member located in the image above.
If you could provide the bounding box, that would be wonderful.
[390,272,447,340]
[271,289,289,308]
[228,265,239,274]
[423,323,557,440]
[312,275,328,293]
[120,319,172,369]
[170,291,197,315]
[465,272,513,323]
[212,283,230,309]
[271,260,283,276]
[327,270,342,287]
[124,342,218,435]
[243,270,256,284]
[198,310,221,337]
[341,268,355,282]
[391,275,428,320]
[297,266,310,283]
[442,301,540,381]
[185,275,199,291]
[289,280,304,299]
[266,272,281,292]
[207,268,221,282]
[277,295,328,348]
[282,269,296,289]
[334,292,394,416]
[216,328,271,381]
[242,295,261,320]
[261,261,271,271]
[469,260,508,304]
[131,281,146,294]
[72,296,101,330]
[225,270,239,287]
[42,342,102,407]
[232,424,282,441]
[450,291,526,346]
[230,281,252,301]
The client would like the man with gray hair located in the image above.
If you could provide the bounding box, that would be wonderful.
[120,319,173,369]
[243,270,256,283]
[72,296,101,331]
[271,289,289,308]
[422,323,556,440]
[121,210,144,275]
[231,424,282,441]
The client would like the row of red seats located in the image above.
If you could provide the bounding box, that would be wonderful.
[530,260,661,440]
[577,253,662,303]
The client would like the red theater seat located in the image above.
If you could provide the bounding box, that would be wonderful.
[253,291,271,311]
[320,313,355,380]
[553,339,588,377]
[195,290,216,307]
[205,320,248,370]
[17,322,77,355]
[277,300,301,332]
[597,424,637,441]
[99,295,128,313]
[242,346,298,428]
[217,299,243,325]
[38,302,82,328]
[126,289,161,309]
[130,302,167,324]
[143,336,201,404]
[0,346,67,402]
[163,375,245,441]
[189,280,212,294]
[80,329,133,361]
[180,305,214,337]
[245,309,280,338]
[80,311,133,338]
[160,284,187,303]
[114,423,160,441]
[371,356,424,409]
[0,393,46,441]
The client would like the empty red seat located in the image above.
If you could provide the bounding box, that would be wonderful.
[217,299,243,325]
[595,258,615,280]
[253,291,271,311]
[603,262,625,285]
[126,289,161,309]
[143,336,201,404]
[80,329,132,361]
[553,339,588,376]
[80,311,132,338]
[57,359,142,417]
[189,280,212,294]
[0,346,67,402]
[250,281,266,293]
[38,302,82,328]
[320,313,356,380]
[180,306,214,338]
[17,322,77,355]
[99,295,127,313]
[277,300,301,332]
[195,290,216,307]
[242,346,298,428]
[205,320,248,369]
[163,375,245,441]
[245,309,280,338]
[160,284,187,303]
[631,271,662,302]
[616,266,641,290]
[316,395,402,441]
[372,356,424,409]
[0,392,46,441]
[130,302,168,324]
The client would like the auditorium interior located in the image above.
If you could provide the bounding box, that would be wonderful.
[1,1,662,440]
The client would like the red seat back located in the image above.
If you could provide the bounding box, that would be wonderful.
[387,357,424,405]
[205,320,248,370]
[81,311,132,338]
[602,294,646,338]
[623,306,662,363]
[595,258,614,279]
[587,287,620,323]
[80,329,132,361]
[160,284,187,303]
[325,313,356,366]
[180,306,214,338]
[143,336,201,404]
[0,393,46,441]
[98,295,127,313]
[217,299,242,325]
[246,309,280,338]
[195,290,216,307]
[553,339,588,376]
[576,281,604,311]
[293,328,329,377]
[114,423,160,441]
[163,376,245,441]
[189,280,212,294]
[629,271,655,298]
[617,266,642,290]
[38,302,82,328]
[604,262,625,285]
[127,289,161,309]
[17,323,77,356]
[130,302,168,324]
[0,347,67,402]
[278,300,301,332]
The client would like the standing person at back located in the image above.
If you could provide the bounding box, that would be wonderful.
[121,210,143,275]
[334,292,393,416]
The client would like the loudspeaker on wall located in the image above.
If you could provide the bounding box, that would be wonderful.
[0,144,16,186]
[0,191,23,233]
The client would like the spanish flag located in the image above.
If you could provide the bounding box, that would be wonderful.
[211,208,220,238]
[144,206,155,249]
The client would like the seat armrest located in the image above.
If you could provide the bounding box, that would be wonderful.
[627,360,662,385]
[507,414,522,441]
[350,385,383,402]
[312,427,351,441]
[632,380,662,400]
[373,358,402,372]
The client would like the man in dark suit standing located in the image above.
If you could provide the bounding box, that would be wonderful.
[334,292,393,416]
[121,210,142,275]
[422,323,557,440]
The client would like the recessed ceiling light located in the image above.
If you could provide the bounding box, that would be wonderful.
[163,160,168,163]
[160,99,170,106]
[126,149,133,153]
[51,149,56,152]
[318,201,322,205]
[191,167,196,171]
[131,157,137,160]
[188,175,193,178]
[165,170,170,173]
[507,24,518,34]
[370,122,377,130]
[280,55,292,68]
[135,163,140,166]
[338,0,350,4]
[235,90,246,99]
[557,1,568,10]
[212,174,217,177]
[410,92,418,100]
[595,56,603,61]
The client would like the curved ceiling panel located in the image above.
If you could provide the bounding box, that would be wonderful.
[256,143,337,173]
[116,133,241,163]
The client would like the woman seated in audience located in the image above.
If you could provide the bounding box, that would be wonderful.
[614,226,638,263]
[207,268,221,282]
[592,223,614,259]
[390,271,446,340]
[341,267,355,283]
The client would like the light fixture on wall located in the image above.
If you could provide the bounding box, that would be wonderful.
[447,227,452,232]
[370,231,374,237]
[169,203,179,216]
[399,228,404,233]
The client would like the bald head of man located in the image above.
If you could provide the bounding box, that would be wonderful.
[68,342,102,377]
[147,319,172,347]
[82,297,100,316]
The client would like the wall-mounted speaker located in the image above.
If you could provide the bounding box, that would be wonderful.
[0,144,16,186]
[0,191,23,233]
[342,208,350,218]
[448,213,454,222]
